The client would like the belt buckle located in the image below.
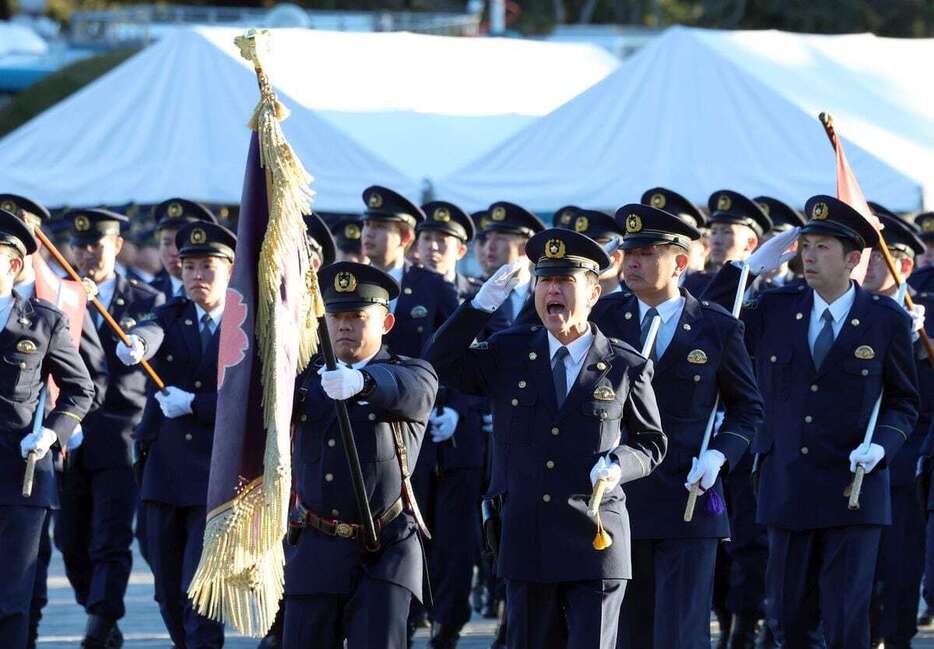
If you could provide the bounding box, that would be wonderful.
[335,522,354,538]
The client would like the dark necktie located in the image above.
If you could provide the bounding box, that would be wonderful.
[199,313,214,353]
[552,346,570,407]
[640,307,659,361]
[812,308,834,370]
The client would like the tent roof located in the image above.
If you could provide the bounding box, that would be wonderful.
[437,26,933,213]
[0,27,617,210]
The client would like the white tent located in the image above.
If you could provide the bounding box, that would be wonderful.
[437,26,934,213]
[0,22,48,57]
[0,27,617,210]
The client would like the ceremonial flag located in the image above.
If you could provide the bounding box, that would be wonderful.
[188,29,324,636]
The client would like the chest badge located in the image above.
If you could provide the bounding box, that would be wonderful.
[687,349,708,364]
[593,385,615,401]
[410,305,428,319]
[854,345,875,360]
[16,339,37,353]
[120,317,137,330]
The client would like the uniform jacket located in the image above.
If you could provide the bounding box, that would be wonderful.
[383,264,459,358]
[909,266,934,294]
[80,274,164,470]
[131,297,219,507]
[149,268,181,302]
[590,290,764,539]
[425,303,667,582]
[0,293,94,508]
[285,348,438,600]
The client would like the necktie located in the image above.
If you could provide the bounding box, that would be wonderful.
[812,308,834,370]
[552,346,570,407]
[640,307,659,361]
[199,313,214,353]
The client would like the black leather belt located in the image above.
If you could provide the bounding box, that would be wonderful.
[292,497,404,541]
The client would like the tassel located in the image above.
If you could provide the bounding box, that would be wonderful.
[592,516,613,550]
[706,488,726,515]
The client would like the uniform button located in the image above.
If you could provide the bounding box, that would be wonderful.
[804,415,813,423]
[769,355,777,363]
[795,313,804,320]
[511,398,519,406]
[185,319,193,325]
[624,312,632,320]
[327,438,336,447]
[551,427,560,436]
[194,380,202,388]
[542,494,551,503]
[404,287,413,295]
[417,326,424,333]
[324,473,334,482]
[185,433,192,441]
[545,460,555,469]
[693,375,701,383]
[166,355,174,362]
[861,369,869,376]
[800,446,809,455]
[368,413,376,421]
[810,384,818,392]
[300,414,308,422]
[331,509,340,517]
[19,362,26,369]
[116,298,125,306]
[518,380,526,388]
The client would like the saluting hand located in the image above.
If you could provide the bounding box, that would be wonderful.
[471,260,525,313]
[318,365,365,401]
[116,335,145,366]
[155,386,195,418]
[743,226,800,274]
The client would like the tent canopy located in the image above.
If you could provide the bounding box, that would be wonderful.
[0,27,617,210]
[437,26,934,213]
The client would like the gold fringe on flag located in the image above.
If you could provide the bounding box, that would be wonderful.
[188,28,325,637]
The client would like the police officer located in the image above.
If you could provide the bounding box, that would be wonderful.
[425,228,667,649]
[752,197,806,294]
[330,217,366,264]
[283,261,438,649]
[586,204,764,649]
[640,188,710,293]
[116,221,236,649]
[909,212,934,293]
[148,199,217,300]
[56,208,164,648]
[861,213,929,649]
[0,208,95,649]
[704,196,919,648]
[557,210,626,297]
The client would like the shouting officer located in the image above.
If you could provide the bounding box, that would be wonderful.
[0,208,94,648]
[283,261,438,649]
[116,221,236,649]
[426,228,667,649]
[149,199,217,301]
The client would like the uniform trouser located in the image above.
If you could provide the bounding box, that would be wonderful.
[0,506,47,649]
[874,484,925,645]
[617,537,718,649]
[722,454,768,617]
[57,463,137,619]
[427,467,483,629]
[283,576,412,649]
[924,511,934,611]
[506,578,626,649]
[144,501,224,649]
[766,525,881,649]
[28,512,53,648]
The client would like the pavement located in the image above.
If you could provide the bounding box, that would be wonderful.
[35,537,934,647]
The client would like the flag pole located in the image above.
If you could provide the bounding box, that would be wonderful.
[818,113,934,366]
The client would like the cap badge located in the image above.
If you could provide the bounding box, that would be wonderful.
[368,192,383,209]
[167,202,183,218]
[854,345,875,360]
[74,215,91,232]
[190,228,207,245]
[491,206,506,221]
[16,339,37,353]
[560,210,574,225]
[0,200,15,213]
[433,207,451,223]
[757,201,771,215]
[626,214,642,233]
[811,202,829,220]
[923,219,934,233]
[344,223,361,240]
[335,272,357,293]
[717,194,732,212]
[687,349,708,364]
[574,216,589,233]
[480,217,492,230]
[544,239,566,259]
[650,193,666,209]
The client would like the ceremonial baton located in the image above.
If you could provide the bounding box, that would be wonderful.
[685,262,751,522]
[847,281,908,510]
[31,228,167,391]
[21,388,47,497]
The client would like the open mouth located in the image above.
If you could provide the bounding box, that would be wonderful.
[546,301,566,317]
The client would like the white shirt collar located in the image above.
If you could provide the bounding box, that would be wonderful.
[194,302,224,327]
[385,258,405,284]
[637,293,685,324]
[169,275,183,295]
[547,325,594,365]
[348,350,380,370]
[605,284,623,295]
[97,276,118,307]
[14,280,35,300]
[812,282,856,324]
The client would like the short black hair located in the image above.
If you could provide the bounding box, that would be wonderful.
[840,237,863,256]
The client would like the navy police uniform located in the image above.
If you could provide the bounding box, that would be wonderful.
[425,229,667,649]
[131,222,236,649]
[588,205,764,649]
[0,209,94,648]
[148,199,217,301]
[284,262,438,649]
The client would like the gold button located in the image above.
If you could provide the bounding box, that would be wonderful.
[185,433,192,441]
[19,362,26,369]
[596,362,607,371]
[702,301,710,306]
[861,369,869,376]
[529,352,537,360]
[805,415,813,423]
[511,398,519,406]
[166,354,174,362]
[545,460,555,469]
[542,494,552,503]
[518,380,527,388]
[624,312,632,320]
[872,295,880,301]
[300,414,308,422]
[551,427,560,436]
[770,355,777,363]
[331,509,340,517]
[185,319,193,325]
[682,323,691,331]
[796,313,803,320]
[800,446,809,455]
[194,380,202,388]
[324,473,334,482]
[404,287,413,295]
[810,384,818,392]
[368,413,376,421]
[693,375,701,383]
[327,438,336,447]
[116,298,125,306]
[851,318,860,326]
[416,326,424,333]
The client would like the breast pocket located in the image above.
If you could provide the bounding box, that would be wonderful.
[841,358,883,420]
[2,352,42,401]
[580,398,624,453]
[348,406,396,462]
[495,388,537,447]
[761,346,793,403]
[672,364,718,414]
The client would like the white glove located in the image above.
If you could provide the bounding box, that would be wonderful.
[116,335,145,366]
[744,227,800,274]
[21,427,57,460]
[471,260,525,312]
[849,442,885,474]
[684,449,726,492]
[481,413,493,434]
[66,425,84,452]
[155,386,195,419]
[317,365,365,401]
[589,456,622,492]
[429,407,460,443]
[908,303,925,340]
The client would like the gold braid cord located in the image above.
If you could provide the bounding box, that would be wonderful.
[188,28,325,637]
